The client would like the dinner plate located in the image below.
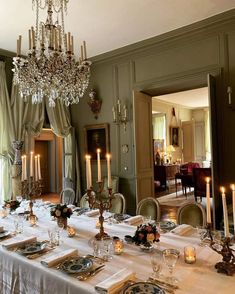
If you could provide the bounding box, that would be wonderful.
[18,242,47,255]
[0,230,11,239]
[123,282,165,294]
[60,257,93,274]
[160,221,176,231]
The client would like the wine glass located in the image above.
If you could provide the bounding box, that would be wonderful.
[162,248,180,284]
[55,223,64,246]
[150,250,162,279]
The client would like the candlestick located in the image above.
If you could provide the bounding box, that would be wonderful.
[97,149,101,182]
[221,187,229,238]
[34,156,38,181]
[205,177,211,224]
[30,151,34,177]
[37,155,42,180]
[106,154,112,188]
[231,184,235,235]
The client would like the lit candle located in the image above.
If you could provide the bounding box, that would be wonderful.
[184,246,196,264]
[97,149,101,182]
[205,177,211,224]
[88,155,92,189]
[96,220,101,229]
[221,187,229,238]
[113,238,124,255]
[67,226,76,237]
[34,156,38,181]
[24,155,27,180]
[231,184,235,235]
[37,155,41,180]
[30,151,34,177]
[106,154,112,188]
[85,155,92,189]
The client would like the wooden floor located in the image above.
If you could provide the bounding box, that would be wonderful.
[39,192,177,223]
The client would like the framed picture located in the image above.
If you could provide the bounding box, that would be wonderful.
[84,123,110,160]
[170,126,179,147]
[153,139,164,153]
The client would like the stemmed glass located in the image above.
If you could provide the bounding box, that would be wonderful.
[150,249,162,278]
[162,248,180,284]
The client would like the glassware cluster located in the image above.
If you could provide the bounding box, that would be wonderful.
[13,0,91,107]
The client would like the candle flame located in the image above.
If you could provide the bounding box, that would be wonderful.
[85,154,91,159]
[106,153,111,159]
[35,155,38,159]
[97,148,101,153]
[231,184,235,191]
[205,177,210,183]
[30,151,34,154]
[220,186,225,194]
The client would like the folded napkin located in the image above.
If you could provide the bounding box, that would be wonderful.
[0,226,4,232]
[85,209,100,217]
[95,268,135,294]
[124,215,143,225]
[2,236,37,250]
[171,224,194,236]
[41,248,78,268]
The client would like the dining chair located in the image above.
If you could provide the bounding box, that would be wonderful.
[176,202,206,227]
[109,193,126,214]
[60,187,75,205]
[193,167,212,201]
[136,197,161,222]
[80,191,96,208]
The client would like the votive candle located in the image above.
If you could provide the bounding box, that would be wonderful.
[184,246,196,264]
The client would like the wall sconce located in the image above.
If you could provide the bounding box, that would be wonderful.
[87,89,102,119]
[112,99,128,131]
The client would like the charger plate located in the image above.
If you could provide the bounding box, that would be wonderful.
[18,242,47,255]
[123,282,165,294]
[160,221,176,231]
[60,257,93,274]
[0,230,11,239]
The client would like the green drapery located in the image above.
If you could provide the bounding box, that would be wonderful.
[0,62,14,203]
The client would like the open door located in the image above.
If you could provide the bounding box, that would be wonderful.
[133,91,154,204]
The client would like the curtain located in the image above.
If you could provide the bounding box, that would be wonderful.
[0,62,14,203]
[205,109,211,161]
[153,114,166,140]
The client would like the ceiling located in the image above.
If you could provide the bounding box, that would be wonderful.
[153,87,209,108]
[0,0,235,57]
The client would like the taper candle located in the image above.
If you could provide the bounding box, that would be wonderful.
[85,155,92,189]
[205,177,211,223]
[37,155,41,180]
[106,154,112,188]
[34,156,38,181]
[30,151,34,177]
[21,156,25,181]
[221,187,229,238]
[97,149,101,182]
[231,184,235,235]
[83,41,87,59]
[24,155,27,180]
[28,29,32,50]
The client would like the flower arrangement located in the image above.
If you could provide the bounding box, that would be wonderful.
[132,223,160,245]
[50,204,73,219]
[3,200,20,211]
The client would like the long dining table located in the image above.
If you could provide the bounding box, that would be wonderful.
[0,206,234,294]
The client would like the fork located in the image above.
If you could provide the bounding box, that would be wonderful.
[77,264,105,280]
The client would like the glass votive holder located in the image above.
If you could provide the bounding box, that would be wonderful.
[113,237,124,255]
[29,214,37,227]
[184,246,196,264]
[67,226,76,238]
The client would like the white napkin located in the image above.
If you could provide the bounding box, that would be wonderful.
[124,215,143,225]
[95,268,135,294]
[41,248,78,268]
[85,209,100,217]
[171,224,194,236]
[2,236,37,250]
[0,226,4,232]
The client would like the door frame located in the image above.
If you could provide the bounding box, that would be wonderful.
[133,67,221,227]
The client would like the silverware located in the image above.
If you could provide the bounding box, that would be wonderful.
[148,277,179,290]
[27,247,55,259]
[77,264,105,280]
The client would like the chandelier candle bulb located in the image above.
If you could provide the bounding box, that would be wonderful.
[231,184,235,234]
[205,177,211,224]
[97,149,101,182]
[221,187,229,238]
[106,154,112,188]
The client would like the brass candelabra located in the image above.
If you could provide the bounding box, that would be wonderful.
[86,181,113,240]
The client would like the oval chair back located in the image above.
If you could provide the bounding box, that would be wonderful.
[109,193,126,214]
[80,191,95,208]
[136,197,161,222]
[177,202,206,227]
[60,188,75,205]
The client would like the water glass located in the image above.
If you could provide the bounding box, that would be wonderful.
[150,250,162,278]
[163,248,180,284]
[100,237,113,261]
[14,216,24,234]
[48,229,57,246]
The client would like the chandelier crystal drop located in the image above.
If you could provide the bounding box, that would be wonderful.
[13,0,92,107]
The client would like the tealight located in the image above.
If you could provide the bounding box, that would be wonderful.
[184,246,196,264]
[67,226,76,238]
[113,237,124,255]
[29,214,37,226]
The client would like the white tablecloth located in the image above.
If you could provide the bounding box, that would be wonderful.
[0,208,234,294]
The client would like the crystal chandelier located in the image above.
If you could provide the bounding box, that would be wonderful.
[13,0,92,107]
